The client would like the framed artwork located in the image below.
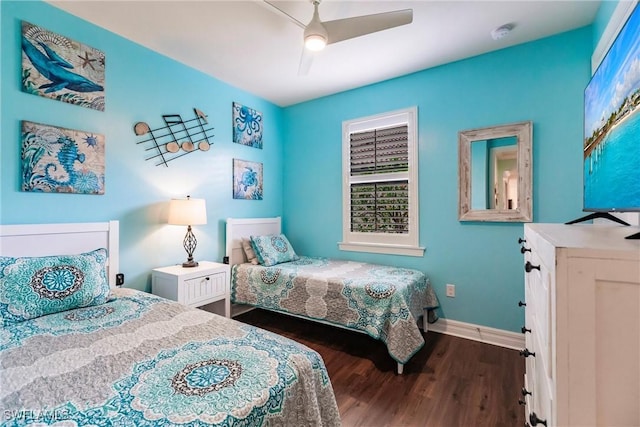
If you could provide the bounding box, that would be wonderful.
[21,21,105,111]
[232,102,263,149]
[21,121,105,194]
[233,159,263,200]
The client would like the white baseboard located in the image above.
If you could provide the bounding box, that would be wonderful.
[233,304,524,350]
[429,318,525,350]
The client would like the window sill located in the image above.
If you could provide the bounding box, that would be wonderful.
[338,242,425,257]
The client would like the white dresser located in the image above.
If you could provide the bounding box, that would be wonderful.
[520,223,640,427]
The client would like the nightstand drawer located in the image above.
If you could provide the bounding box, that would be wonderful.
[183,272,226,306]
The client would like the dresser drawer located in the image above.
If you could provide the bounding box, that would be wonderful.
[525,249,552,382]
[532,349,553,427]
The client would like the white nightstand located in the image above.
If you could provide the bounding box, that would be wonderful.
[151,261,230,318]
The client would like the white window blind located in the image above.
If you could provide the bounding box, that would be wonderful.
[349,125,409,234]
[350,125,409,175]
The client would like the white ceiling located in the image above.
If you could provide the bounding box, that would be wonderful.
[48,0,601,107]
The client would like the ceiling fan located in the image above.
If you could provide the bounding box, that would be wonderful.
[263,0,413,75]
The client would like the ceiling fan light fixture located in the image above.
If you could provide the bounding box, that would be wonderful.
[304,1,328,51]
[305,33,327,51]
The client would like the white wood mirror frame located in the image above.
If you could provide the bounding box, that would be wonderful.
[458,121,533,222]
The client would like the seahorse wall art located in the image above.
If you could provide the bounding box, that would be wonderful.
[232,159,263,200]
[232,102,263,149]
[21,21,105,111]
[21,121,105,195]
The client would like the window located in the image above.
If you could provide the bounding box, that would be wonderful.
[339,107,423,256]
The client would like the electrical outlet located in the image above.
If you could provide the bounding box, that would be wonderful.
[446,283,455,298]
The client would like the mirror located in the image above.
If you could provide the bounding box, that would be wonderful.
[458,121,532,222]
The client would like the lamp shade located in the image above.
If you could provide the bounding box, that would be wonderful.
[168,197,207,226]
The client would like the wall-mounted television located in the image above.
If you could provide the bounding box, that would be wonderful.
[583,3,640,220]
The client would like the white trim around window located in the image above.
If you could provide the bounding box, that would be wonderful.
[339,106,424,256]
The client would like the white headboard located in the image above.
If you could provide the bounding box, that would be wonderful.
[0,221,120,288]
[225,217,281,266]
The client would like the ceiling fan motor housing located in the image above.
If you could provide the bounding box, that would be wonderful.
[304,3,328,50]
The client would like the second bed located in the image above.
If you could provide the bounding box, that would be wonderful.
[226,217,439,374]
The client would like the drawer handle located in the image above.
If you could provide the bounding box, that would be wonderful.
[521,326,531,334]
[521,387,532,396]
[519,348,535,358]
[520,246,531,254]
[518,301,526,307]
[205,277,210,280]
[524,261,540,273]
[518,237,526,244]
[529,412,547,426]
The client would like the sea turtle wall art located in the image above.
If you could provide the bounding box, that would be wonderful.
[21,21,105,111]
[21,121,105,194]
[233,159,263,200]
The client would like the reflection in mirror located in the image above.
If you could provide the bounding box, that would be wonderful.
[471,137,517,210]
[459,121,532,222]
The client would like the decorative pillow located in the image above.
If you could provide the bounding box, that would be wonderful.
[250,234,299,267]
[241,238,259,265]
[0,248,110,325]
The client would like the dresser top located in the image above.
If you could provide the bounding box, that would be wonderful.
[526,223,640,254]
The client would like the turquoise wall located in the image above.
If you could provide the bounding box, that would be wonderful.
[282,27,592,332]
[1,1,284,291]
[2,0,602,333]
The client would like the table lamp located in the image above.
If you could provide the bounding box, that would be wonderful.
[168,195,207,267]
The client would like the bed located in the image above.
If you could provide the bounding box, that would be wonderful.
[226,217,439,375]
[0,221,340,426]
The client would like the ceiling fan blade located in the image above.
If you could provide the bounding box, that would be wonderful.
[324,9,413,45]
[261,0,305,29]
[298,47,314,76]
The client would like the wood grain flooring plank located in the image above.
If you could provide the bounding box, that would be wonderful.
[236,308,524,426]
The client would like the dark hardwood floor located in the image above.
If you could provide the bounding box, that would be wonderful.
[236,309,525,427]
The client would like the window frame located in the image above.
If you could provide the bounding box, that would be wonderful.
[339,106,424,256]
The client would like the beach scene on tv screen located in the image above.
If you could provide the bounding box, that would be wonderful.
[584,5,640,211]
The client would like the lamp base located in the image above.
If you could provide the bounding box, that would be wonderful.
[182,260,199,268]
[181,225,199,268]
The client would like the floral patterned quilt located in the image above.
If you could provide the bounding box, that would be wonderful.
[231,257,439,364]
[0,288,340,426]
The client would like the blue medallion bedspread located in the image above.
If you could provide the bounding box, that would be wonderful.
[231,257,440,364]
[0,288,341,426]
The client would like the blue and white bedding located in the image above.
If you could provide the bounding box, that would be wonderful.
[0,288,340,426]
[231,257,439,364]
